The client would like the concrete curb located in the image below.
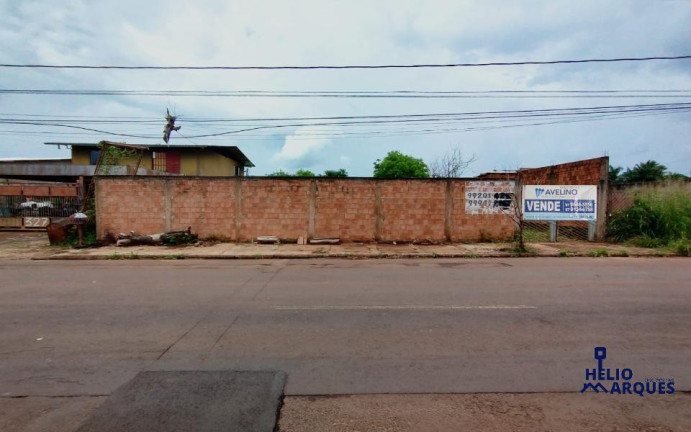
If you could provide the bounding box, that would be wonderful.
[33,251,666,260]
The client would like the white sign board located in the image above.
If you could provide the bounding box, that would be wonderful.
[465,181,515,215]
[522,185,597,221]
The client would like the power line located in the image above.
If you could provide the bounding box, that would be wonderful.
[2,108,688,141]
[1,102,688,140]
[2,102,689,127]
[3,89,691,98]
[181,104,691,138]
[0,55,690,70]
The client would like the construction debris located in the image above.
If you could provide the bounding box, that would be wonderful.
[256,236,279,244]
[309,238,340,245]
[116,227,196,247]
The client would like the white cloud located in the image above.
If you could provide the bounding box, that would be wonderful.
[274,126,335,163]
[0,0,689,175]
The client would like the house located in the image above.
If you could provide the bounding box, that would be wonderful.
[0,143,254,182]
[46,142,254,177]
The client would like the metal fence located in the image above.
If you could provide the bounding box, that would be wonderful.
[0,182,81,230]
[0,195,80,217]
[523,220,592,242]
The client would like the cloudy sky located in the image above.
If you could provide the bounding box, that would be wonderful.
[0,0,689,176]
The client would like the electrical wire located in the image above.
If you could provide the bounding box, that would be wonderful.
[3,89,691,98]
[1,55,689,70]
[1,102,688,141]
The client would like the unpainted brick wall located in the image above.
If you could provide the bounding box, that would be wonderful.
[519,157,606,185]
[96,177,518,242]
[95,158,608,243]
[519,157,609,239]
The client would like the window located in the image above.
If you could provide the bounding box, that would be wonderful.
[89,150,101,165]
[152,152,167,171]
[151,151,181,173]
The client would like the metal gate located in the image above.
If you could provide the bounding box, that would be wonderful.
[0,183,81,230]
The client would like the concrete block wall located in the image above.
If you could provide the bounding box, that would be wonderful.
[96,178,518,242]
[95,158,607,243]
[96,178,166,237]
[313,180,376,241]
[520,157,607,185]
[450,182,516,242]
[519,157,609,240]
[379,181,447,242]
[239,179,311,241]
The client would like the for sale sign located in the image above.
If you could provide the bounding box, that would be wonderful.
[522,185,597,221]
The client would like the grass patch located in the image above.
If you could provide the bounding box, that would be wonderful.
[558,250,569,257]
[610,249,630,257]
[107,252,139,260]
[507,245,538,257]
[608,184,690,255]
[522,228,550,243]
[586,249,609,257]
[160,254,185,260]
[672,239,690,257]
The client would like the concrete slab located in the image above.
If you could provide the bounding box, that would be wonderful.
[76,370,286,432]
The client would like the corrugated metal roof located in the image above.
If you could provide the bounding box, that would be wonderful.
[0,157,71,162]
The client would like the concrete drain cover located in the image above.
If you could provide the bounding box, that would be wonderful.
[77,370,286,432]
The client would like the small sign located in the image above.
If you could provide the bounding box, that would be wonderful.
[24,217,50,228]
[465,181,515,215]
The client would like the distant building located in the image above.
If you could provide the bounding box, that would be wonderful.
[474,170,517,180]
[49,142,254,177]
[0,142,254,182]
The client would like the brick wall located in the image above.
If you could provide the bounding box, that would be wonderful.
[519,157,606,185]
[95,157,608,243]
[519,157,609,239]
[314,180,376,241]
[239,179,311,241]
[96,177,519,242]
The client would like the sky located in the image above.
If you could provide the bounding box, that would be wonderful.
[0,0,690,177]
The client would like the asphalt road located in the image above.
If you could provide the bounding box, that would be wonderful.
[0,258,688,396]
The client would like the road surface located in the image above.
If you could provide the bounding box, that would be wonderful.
[1,257,688,397]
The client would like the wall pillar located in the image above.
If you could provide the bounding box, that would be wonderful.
[444,180,453,242]
[164,179,172,232]
[596,156,609,241]
[374,181,382,242]
[234,178,242,240]
[308,180,316,239]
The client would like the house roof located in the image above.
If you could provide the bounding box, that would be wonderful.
[44,142,255,168]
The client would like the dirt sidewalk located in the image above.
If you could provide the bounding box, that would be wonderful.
[0,231,668,260]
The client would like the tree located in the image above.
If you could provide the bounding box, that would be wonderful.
[373,151,430,178]
[295,169,316,177]
[609,165,624,184]
[621,160,667,183]
[666,172,689,181]
[266,169,291,177]
[429,147,477,178]
[323,168,348,178]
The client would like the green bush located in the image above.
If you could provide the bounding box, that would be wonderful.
[607,186,690,248]
[672,239,690,257]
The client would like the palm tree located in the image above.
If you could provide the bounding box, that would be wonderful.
[621,160,667,183]
[609,165,624,184]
